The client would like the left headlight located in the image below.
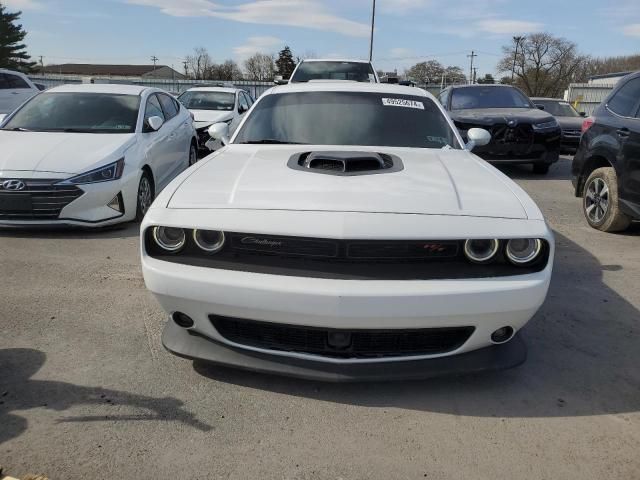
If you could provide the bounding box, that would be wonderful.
[505,238,543,265]
[532,118,559,130]
[57,158,124,185]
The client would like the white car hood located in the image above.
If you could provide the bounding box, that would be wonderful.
[0,131,135,174]
[191,109,234,128]
[167,145,529,219]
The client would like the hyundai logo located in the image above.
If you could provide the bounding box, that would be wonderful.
[1,179,26,191]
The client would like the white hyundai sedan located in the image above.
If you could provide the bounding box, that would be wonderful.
[141,82,554,381]
[0,84,197,227]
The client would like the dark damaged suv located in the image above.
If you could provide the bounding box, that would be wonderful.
[572,71,640,232]
[439,85,561,174]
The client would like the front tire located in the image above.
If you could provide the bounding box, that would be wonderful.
[135,170,154,222]
[583,167,631,232]
[188,140,198,166]
[532,163,550,175]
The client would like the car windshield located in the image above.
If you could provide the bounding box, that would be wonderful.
[291,62,376,83]
[534,100,580,117]
[233,91,460,149]
[2,92,140,133]
[451,86,533,110]
[178,91,235,111]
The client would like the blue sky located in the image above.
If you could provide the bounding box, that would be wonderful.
[6,0,640,77]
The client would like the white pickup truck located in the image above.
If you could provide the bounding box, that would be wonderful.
[0,69,43,123]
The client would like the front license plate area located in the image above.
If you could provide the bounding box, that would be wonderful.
[0,193,32,212]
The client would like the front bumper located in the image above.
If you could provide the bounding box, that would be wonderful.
[162,320,527,382]
[0,171,138,227]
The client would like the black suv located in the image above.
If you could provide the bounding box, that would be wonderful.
[438,85,561,174]
[572,71,640,232]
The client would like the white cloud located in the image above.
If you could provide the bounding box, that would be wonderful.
[476,18,543,35]
[233,36,283,60]
[126,0,370,37]
[388,47,413,58]
[379,0,432,14]
[2,0,43,10]
[622,23,640,37]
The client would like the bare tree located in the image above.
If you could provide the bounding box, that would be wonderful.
[405,61,466,86]
[185,47,213,80]
[497,33,587,97]
[243,53,276,81]
[210,60,243,81]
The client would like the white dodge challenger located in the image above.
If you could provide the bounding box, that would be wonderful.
[141,82,554,381]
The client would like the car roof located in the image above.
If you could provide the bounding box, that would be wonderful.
[184,87,240,94]
[269,82,430,97]
[46,84,149,95]
[530,97,564,101]
[449,84,514,89]
[0,68,29,76]
[300,58,372,64]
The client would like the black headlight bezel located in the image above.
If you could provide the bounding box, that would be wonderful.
[145,228,550,280]
[57,158,125,185]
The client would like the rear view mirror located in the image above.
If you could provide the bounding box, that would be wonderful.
[208,122,230,146]
[146,116,164,132]
[579,111,586,117]
[274,75,288,85]
[466,128,491,151]
[536,104,545,110]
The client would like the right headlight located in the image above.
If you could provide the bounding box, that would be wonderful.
[193,229,225,253]
[505,238,543,265]
[152,226,186,252]
[532,118,559,130]
[463,239,500,264]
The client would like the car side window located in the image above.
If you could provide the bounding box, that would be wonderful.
[4,74,29,89]
[158,93,178,120]
[607,78,640,118]
[238,92,249,113]
[0,74,12,89]
[244,92,254,107]
[145,94,165,123]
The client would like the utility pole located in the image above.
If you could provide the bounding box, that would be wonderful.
[182,60,189,78]
[151,55,159,72]
[472,67,477,84]
[511,36,524,82]
[38,56,44,75]
[467,51,477,85]
[368,0,376,62]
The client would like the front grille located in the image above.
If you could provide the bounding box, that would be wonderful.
[145,230,551,280]
[0,179,84,220]
[491,123,534,146]
[196,127,210,147]
[210,315,475,359]
[562,128,581,137]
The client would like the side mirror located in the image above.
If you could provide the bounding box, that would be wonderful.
[146,116,164,132]
[238,104,248,114]
[535,104,545,110]
[465,128,491,151]
[579,111,586,117]
[34,83,46,91]
[274,75,288,85]
[208,122,230,146]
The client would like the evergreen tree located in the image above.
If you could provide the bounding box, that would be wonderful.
[275,45,295,79]
[0,3,36,72]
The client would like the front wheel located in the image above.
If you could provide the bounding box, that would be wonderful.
[583,167,631,232]
[188,140,198,166]
[135,171,154,222]
[532,163,550,175]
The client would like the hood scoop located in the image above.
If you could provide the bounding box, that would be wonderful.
[288,151,404,176]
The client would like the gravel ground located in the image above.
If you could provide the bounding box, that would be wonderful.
[1,156,639,480]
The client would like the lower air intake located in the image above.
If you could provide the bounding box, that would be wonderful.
[210,315,474,359]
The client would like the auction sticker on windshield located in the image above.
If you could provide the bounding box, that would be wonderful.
[382,98,425,110]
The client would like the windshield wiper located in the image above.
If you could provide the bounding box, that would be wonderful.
[2,127,31,132]
[240,139,307,145]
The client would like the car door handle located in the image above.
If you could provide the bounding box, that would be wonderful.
[617,128,630,138]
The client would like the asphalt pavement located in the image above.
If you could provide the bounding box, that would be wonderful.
[1,156,639,479]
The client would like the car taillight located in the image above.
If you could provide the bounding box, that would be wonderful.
[582,117,594,133]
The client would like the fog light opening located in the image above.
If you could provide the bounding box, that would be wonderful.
[172,312,194,328]
[491,326,515,344]
[107,192,124,213]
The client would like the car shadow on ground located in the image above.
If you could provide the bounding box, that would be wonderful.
[193,231,640,418]
[494,157,572,181]
[0,348,212,446]
[0,222,139,240]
